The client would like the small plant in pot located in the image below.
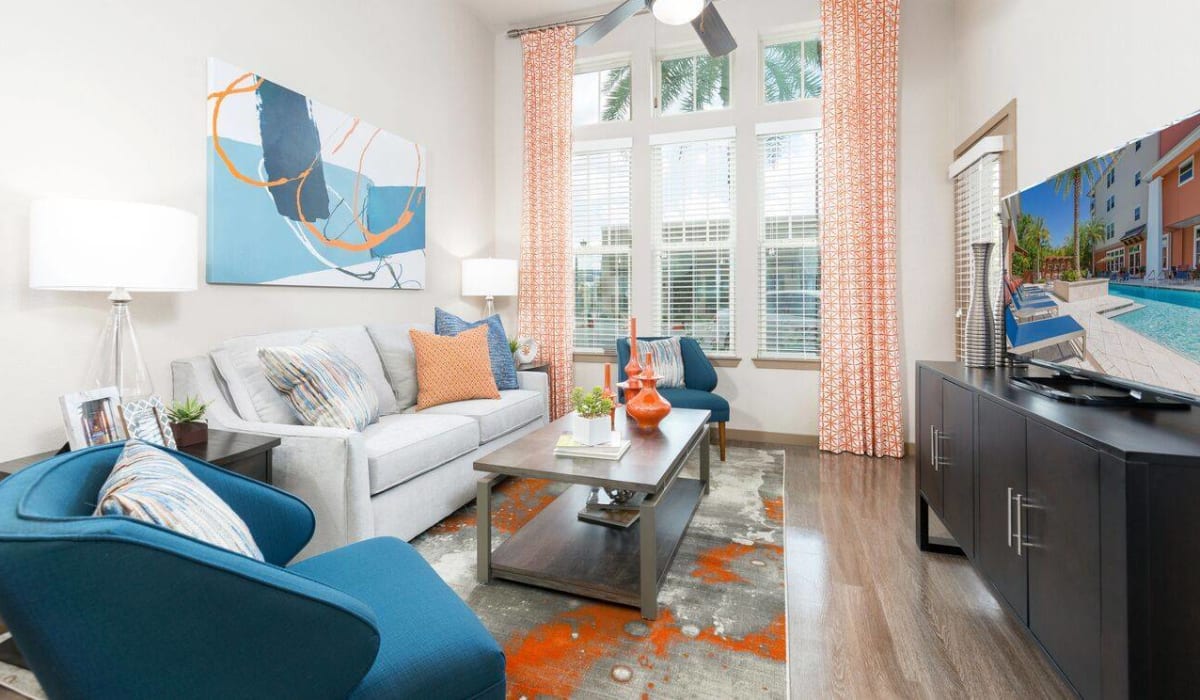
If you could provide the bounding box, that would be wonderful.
[570,386,614,446]
[509,337,521,366]
[166,396,211,447]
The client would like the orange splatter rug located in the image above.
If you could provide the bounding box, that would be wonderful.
[412,446,786,699]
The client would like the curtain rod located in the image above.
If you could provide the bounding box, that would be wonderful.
[505,9,651,39]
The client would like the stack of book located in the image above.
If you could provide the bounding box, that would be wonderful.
[553,433,631,460]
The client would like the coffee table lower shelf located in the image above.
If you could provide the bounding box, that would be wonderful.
[487,478,705,618]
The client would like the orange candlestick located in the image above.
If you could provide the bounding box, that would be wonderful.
[601,363,617,429]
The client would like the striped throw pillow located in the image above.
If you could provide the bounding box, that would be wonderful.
[641,337,686,388]
[259,340,380,431]
[95,440,263,560]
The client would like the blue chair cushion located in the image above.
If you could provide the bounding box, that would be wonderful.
[657,388,729,423]
[291,537,505,700]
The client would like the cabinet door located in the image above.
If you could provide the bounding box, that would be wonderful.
[976,397,1027,623]
[1026,421,1101,700]
[916,367,944,515]
[940,381,974,559]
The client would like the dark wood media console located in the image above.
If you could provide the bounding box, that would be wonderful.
[916,361,1200,699]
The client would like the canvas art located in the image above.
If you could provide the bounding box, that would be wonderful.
[206,58,427,289]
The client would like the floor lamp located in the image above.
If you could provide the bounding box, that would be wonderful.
[29,198,199,401]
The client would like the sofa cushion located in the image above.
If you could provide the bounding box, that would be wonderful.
[259,341,380,431]
[290,537,505,700]
[95,440,264,561]
[365,323,430,411]
[216,326,397,424]
[410,327,499,410]
[362,414,480,494]
[412,389,543,443]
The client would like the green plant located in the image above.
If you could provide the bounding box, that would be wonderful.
[509,337,519,353]
[167,396,210,424]
[570,386,614,420]
[1061,268,1080,282]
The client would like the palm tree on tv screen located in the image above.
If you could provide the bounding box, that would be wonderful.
[1051,158,1104,274]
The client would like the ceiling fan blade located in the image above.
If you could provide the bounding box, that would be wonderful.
[575,0,647,47]
[692,3,737,57]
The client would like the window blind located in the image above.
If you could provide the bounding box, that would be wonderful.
[572,145,632,353]
[651,134,736,354]
[953,152,1001,363]
[757,128,820,359]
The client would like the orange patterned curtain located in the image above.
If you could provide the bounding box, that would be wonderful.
[519,27,575,419]
[818,0,904,457]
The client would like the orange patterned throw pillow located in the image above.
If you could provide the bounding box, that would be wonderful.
[410,325,500,410]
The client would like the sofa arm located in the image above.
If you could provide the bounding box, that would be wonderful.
[172,358,374,559]
[517,370,551,423]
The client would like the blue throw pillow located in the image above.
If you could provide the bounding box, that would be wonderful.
[434,308,519,390]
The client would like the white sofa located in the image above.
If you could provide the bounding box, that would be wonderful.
[172,323,548,559]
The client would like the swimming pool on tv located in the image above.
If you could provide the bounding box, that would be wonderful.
[1109,283,1200,361]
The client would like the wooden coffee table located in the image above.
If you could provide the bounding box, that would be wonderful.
[474,407,711,619]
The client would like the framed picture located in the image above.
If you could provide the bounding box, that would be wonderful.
[59,387,126,451]
[118,396,177,450]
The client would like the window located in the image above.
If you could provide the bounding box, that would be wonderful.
[1129,244,1142,270]
[1135,170,1142,187]
[1107,195,1115,211]
[1136,140,1143,152]
[1107,222,1115,239]
[651,131,736,354]
[762,35,822,103]
[573,62,632,126]
[659,51,731,115]
[757,125,820,358]
[1180,156,1194,186]
[1194,226,1200,269]
[1135,206,1142,222]
[572,143,632,352]
[1106,169,1115,187]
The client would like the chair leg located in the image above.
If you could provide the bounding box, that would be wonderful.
[719,422,727,461]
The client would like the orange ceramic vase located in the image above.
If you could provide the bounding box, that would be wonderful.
[623,318,643,403]
[601,363,617,429]
[626,352,672,432]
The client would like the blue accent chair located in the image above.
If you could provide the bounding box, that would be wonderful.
[0,444,505,700]
[617,336,729,460]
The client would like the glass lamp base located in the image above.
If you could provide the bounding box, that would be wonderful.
[83,289,154,400]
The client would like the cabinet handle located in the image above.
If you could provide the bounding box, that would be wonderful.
[930,425,937,468]
[1007,487,1013,548]
[1015,493,1024,557]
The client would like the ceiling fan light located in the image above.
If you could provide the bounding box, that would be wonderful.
[651,0,705,26]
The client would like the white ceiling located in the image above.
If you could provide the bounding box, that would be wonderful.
[458,0,619,31]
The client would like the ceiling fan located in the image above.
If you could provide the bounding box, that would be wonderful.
[576,0,737,58]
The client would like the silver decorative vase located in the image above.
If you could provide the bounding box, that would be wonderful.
[964,241,996,368]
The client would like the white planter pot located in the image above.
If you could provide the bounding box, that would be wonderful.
[572,414,611,446]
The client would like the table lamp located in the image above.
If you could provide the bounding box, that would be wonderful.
[461,258,518,317]
[29,198,199,400]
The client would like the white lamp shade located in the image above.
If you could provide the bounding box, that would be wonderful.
[461,258,518,297]
[652,0,705,26]
[29,198,198,292]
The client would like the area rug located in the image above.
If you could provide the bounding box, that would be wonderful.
[414,445,787,699]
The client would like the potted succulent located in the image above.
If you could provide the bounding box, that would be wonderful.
[166,396,211,447]
[570,386,614,446]
[509,337,521,367]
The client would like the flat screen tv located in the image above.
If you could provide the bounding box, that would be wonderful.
[1002,107,1200,405]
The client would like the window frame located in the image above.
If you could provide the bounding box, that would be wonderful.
[654,43,735,118]
[1135,206,1142,222]
[571,138,634,354]
[1179,156,1195,187]
[649,127,738,356]
[759,23,823,107]
[755,118,822,360]
[573,54,634,128]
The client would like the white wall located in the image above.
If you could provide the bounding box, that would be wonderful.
[953,0,1200,192]
[0,0,496,460]
[495,0,958,441]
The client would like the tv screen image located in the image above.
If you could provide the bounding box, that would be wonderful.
[1003,108,1200,401]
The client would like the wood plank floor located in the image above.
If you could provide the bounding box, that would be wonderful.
[778,444,1074,698]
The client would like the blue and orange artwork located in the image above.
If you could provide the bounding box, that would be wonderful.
[206,58,426,289]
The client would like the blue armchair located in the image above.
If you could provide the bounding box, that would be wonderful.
[0,444,505,699]
[618,336,730,460]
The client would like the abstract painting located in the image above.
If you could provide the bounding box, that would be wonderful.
[206,58,426,289]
